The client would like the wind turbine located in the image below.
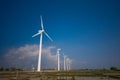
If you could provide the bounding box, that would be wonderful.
[66,57,68,70]
[32,65,35,72]
[67,57,72,70]
[32,16,53,72]
[66,57,71,70]
[63,53,67,71]
[57,48,61,71]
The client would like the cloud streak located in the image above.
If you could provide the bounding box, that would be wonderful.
[2,44,57,69]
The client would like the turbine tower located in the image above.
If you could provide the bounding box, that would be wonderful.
[66,58,72,70]
[66,58,69,70]
[63,54,67,71]
[32,16,53,72]
[57,48,61,71]
[68,58,71,70]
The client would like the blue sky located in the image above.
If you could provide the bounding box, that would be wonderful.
[0,0,120,69]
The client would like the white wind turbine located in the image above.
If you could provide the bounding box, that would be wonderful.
[68,58,72,70]
[66,57,71,70]
[32,16,53,72]
[63,53,67,71]
[57,48,61,71]
[66,58,69,70]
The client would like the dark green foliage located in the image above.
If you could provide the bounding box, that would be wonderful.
[0,67,4,71]
[11,67,16,71]
[5,68,9,71]
[0,67,23,71]
[110,66,119,71]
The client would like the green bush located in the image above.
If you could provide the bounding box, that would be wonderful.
[110,66,119,71]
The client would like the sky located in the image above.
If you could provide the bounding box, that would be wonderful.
[0,0,120,69]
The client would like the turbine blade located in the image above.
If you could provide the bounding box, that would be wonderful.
[40,15,44,30]
[32,32,40,37]
[44,31,53,41]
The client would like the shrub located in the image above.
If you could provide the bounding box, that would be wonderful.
[110,66,119,71]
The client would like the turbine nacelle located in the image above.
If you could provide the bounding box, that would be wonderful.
[57,48,61,55]
[57,48,61,51]
[38,30,44,34]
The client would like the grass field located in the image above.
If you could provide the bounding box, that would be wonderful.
[0,70,120,80]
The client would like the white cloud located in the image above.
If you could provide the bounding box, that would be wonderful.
[3,44,57,69]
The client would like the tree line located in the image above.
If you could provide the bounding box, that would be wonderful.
[0,67,22,71]
[0,66,119,71]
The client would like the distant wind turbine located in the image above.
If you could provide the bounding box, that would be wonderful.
[57,48,61,71]
[66,57,71,70]
[32,16,53,72]
[63,53,67,71]
[68,58,71,70]
[66,58,69,70]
